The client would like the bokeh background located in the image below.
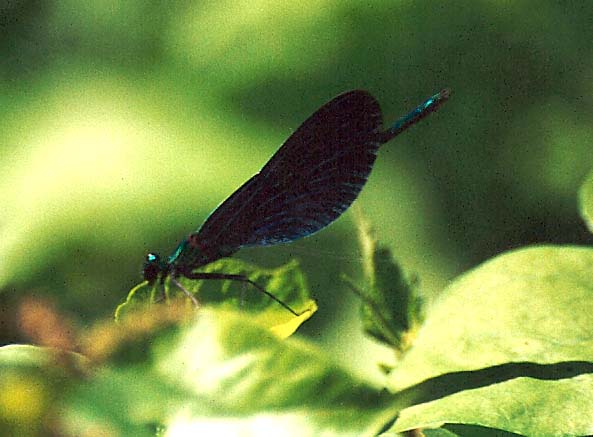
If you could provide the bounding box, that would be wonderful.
[1,1,592,376]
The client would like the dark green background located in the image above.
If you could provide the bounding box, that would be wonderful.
[1,1,592,370]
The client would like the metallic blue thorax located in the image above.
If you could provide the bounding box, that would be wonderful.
[167,238,213,272]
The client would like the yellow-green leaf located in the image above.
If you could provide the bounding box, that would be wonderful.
[579,168,593,233]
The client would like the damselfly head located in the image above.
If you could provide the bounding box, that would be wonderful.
[143,252,165,283]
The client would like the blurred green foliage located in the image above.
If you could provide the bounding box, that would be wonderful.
[1,1,592,378]
[2,241,593,435]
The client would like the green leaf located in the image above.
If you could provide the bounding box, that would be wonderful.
[393,376,593,436]
[64,308,397,436]
[347,212,424,351]
[61,366,183,437]
[116,258,317,337]
[380,423,523,437]
[423,430,461,437]
[441,424,522,437]
[384,245,593,436]
[379,426,461,437]
[578,168,593,233]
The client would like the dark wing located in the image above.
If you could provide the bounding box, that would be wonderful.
[193,90,384,260]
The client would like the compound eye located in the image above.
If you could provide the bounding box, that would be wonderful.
[147,253,160,263]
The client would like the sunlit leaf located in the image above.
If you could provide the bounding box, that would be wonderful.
[579,168,593,234]
[64,308,396,437]
[423,429,461,437]
[116,258,316,336]
[380,428,461,437]
[385,245,593,436]
[254,299,318,339]
[114,281,162,321]
[393,376,593,436]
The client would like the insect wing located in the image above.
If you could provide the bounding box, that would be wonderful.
[192,90,384,259]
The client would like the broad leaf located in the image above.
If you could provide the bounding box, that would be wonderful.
[385,245,593,436]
